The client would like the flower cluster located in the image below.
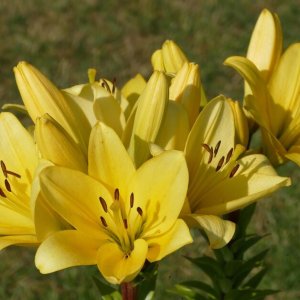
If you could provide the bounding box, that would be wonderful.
[0,9,294,289]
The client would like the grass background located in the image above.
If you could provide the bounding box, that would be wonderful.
[0,0,300,299]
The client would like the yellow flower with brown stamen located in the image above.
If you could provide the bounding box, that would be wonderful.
[35,122,192,284]
[0,112,39,249]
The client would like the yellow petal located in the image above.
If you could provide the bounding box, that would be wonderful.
[224,56,273,131]
[122,74,146,119]
[162,40,188,74]
[0,235,38,251]
[155,101,190,151]
[40,166,112,238]
[62,91,97,127]
[268,43,300,136]
[227,99,249,147]
[196,154,291,215]
[151,49,165,71]
[35,114,87,172]
[14,61,91,154]
[246,9,282,82]
[147,219,192,261]
[128,150,188,236]
[169,62,201,125]
[128,71,168,167]
[35,230,100,274]
[97,239,148,284]
[93,88,126,138]
[88,122,135,194]
[0,205,34,235]
[184,215,235,249]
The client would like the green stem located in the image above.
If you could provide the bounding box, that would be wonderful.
[121,282,137,300]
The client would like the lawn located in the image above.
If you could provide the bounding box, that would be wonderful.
[0,0,300,299]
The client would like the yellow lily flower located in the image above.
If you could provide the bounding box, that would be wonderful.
[225,43,300,166]
[0,112,38,249]
[14,61,91,155]
[36,122,192,284]
[183,96,290,247]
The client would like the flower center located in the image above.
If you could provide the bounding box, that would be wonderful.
[202,140,240,178]
[98,188,144,255]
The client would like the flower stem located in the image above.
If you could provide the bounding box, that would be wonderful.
[121,282,137,300]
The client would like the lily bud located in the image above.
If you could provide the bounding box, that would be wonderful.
[14,62,91,155]
[35,114,87,172]
[170,62,202,126]
[162,40,188,73]
[151,49,165,71]
[129,71,168,167]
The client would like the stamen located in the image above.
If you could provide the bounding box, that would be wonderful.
[229,164,240,178]
[214,141,221,157]
[202,144,213,164]
[100,216,108,227]
[101,79,112,94]
[4,179,11,192]
[0,188,6,198]
[112,77,116,93]
[137,207,143,216]
[216,156,225,172]
[130,192,134,208]
[99,197,108,213]
[226,148,233,164]
[1,161,21,178]
[114,188,120,201]
[123,219,128,229]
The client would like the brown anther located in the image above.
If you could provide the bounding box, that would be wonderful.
[214,141,221,157]
[100,216,108,227]
[99,197,108,213]
[112,77,116,93]
[101,79,112,94]
[4,179,11,192]
[137,207,143,216]
[0,188,6,198]
[1,161,21,178]
[229,164,240,178]
[130,192,134,208]
[123,219,128,229]
[202,144,213,164]
[216,156,225,172]
[226,148,233,164]
[1,160,7,177]
[114,188,120,201]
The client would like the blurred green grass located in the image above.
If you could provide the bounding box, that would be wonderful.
[1,0,300,299]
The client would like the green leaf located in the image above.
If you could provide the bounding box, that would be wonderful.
[214,246,234,263]
[224,288,278,300]
[224,260,244,277]
[236,203,256,238]
[181,280,220,299]
[230,235,264,258]
[232,249,269,287]
[242,267,269,289]
[92,276,121,300]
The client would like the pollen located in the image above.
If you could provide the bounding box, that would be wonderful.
[214,140,221,157]
[130,192,134,208]
[114,188,120,201]
[229,164,240,178]
[0,188,6,198]
[216,156,225,171]
[137,207,143,216]
[4,179,11,192]
[100,216,108,227]
[99,196,108,213]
